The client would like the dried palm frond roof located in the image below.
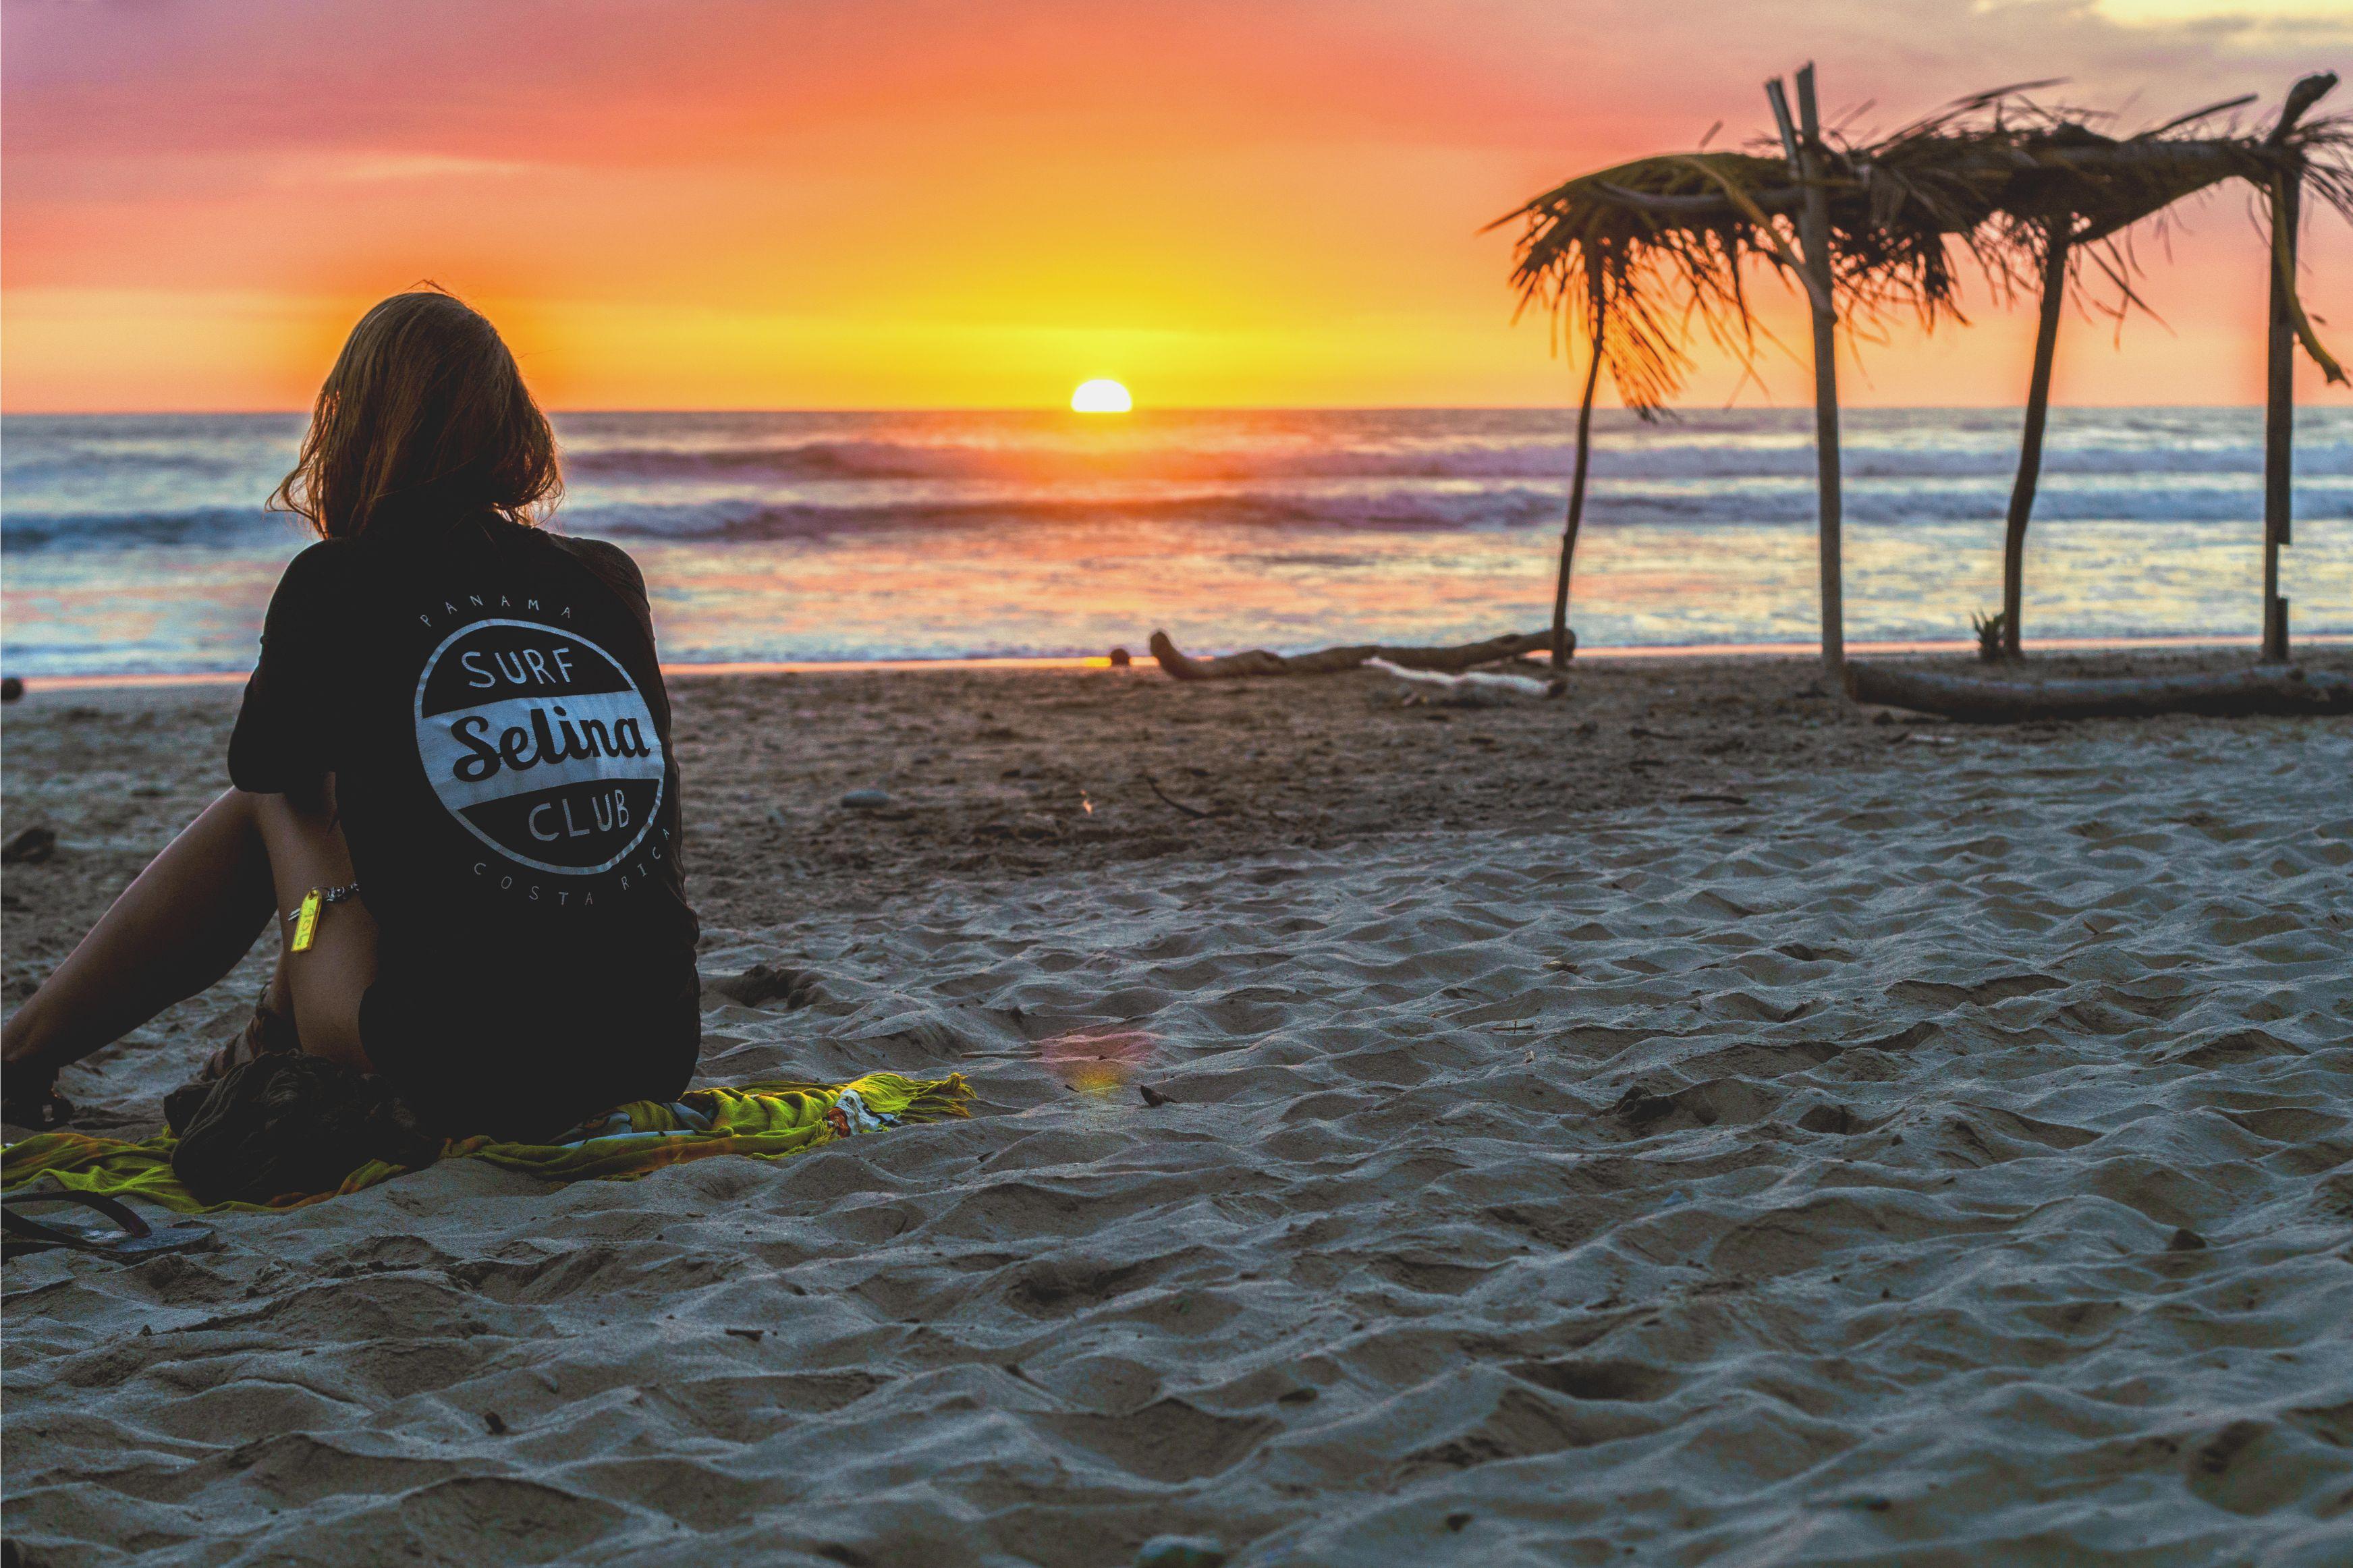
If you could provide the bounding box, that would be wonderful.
[1495,73,2350,413]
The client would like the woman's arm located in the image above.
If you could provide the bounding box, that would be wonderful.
[227,542,348,806]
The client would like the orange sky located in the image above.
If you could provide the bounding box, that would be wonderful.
[3,0,2348,412]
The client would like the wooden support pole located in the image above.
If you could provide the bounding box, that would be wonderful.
[2001,223,2071,661]
[1551,302,1604,670]
[2257,71,2336,664]
[1771,65,1844,682]
[2262,169,2300,665]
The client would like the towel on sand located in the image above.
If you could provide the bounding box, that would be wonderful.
[1,1072,971,1214]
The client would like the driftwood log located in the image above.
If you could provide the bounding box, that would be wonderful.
[1848,661,2353,723]
[1148,628,1559,681]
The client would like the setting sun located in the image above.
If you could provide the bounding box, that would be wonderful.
[1070,379,1133,414]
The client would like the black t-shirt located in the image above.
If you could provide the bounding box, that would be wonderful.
[229,512,700,1138]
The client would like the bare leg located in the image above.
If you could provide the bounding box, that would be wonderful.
[251,786,377,1069]
[1,785,378,1105]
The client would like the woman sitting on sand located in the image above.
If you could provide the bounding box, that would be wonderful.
[1,289,700,1142]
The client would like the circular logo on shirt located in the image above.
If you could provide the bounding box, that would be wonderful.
[412,619,665,876]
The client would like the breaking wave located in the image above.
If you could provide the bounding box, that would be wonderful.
[9,473,2344,553]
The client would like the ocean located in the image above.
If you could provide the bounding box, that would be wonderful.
[2,406,2346,677]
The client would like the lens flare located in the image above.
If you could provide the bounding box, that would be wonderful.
[1038,1026,1155,1094]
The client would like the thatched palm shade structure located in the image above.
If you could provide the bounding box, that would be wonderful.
[1498,72,2352,671]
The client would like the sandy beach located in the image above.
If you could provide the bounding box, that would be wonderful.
[5,651,2350,1564]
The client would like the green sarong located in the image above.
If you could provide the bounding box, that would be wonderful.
[1,1072,970,1214]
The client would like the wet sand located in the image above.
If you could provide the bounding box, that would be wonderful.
[4,649,2350,1563]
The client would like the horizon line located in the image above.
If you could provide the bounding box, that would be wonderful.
[6,400,2352,420]
[16,633,2352,690]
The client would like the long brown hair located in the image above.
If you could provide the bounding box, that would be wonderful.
[272,288,561,540]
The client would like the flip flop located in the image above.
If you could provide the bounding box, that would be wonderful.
[1,1190,214,1260]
